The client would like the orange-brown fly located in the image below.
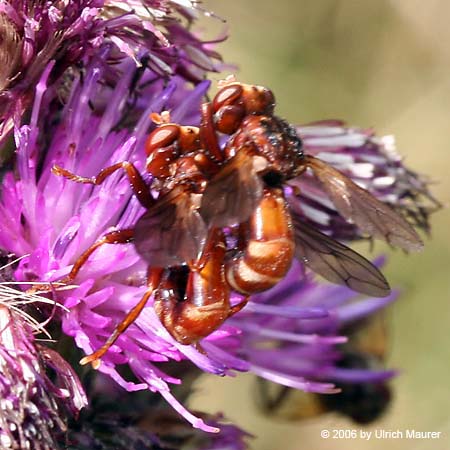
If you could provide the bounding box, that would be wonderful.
[50,117,240,366]
[48,77,423,367]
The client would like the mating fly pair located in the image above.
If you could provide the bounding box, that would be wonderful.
[50,77,423,368]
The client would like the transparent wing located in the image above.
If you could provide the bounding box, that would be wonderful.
[134,188,207,267]
[199,149,264,227]
[292,212,391,297]
[304,155,423,251]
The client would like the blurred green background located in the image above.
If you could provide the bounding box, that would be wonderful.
[191,1,450,449]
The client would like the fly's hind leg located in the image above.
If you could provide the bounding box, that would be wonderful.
[80,268,163,369]
[228,295,249,317]
[27,228,134,294]
[65,228,134,283]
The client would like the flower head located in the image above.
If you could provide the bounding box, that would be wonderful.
[226,258,397,390]
[291,121,439,241]
[0,52,226,432]
[0,0,223,144]
[0,271,87,449]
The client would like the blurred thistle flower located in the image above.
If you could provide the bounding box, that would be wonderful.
[0,257,87,449]
[0,0,223,145]
[291,121,439,241]
[251,258,396,425]
[230,258,397,390]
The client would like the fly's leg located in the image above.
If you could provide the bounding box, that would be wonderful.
[228,296,249,317]
[65,229,135,283]
[80,268,163,369]
[52,161,154,208]
[28,229,134,293]
[200,102,224,163]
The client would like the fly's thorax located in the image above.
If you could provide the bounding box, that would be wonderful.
[225,115,304,181]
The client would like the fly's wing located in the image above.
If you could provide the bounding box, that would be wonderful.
[304,155,423,251]
[134,187,207,267]
[292,213,391,297]
[199,148,265,228]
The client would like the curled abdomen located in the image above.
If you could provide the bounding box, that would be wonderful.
[153,230,230,344]
[226,188,294,294]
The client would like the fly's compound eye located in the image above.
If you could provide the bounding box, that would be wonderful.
[145,124,180,156]
[212,83,243,111]
[214,105,245,134]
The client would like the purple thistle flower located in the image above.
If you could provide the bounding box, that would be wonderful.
[226,258,397,390]
[0,276,87,449]
[0,53,229,432]
[250,260,396,425]
[290,121,438,241]
[0,0,223,144]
